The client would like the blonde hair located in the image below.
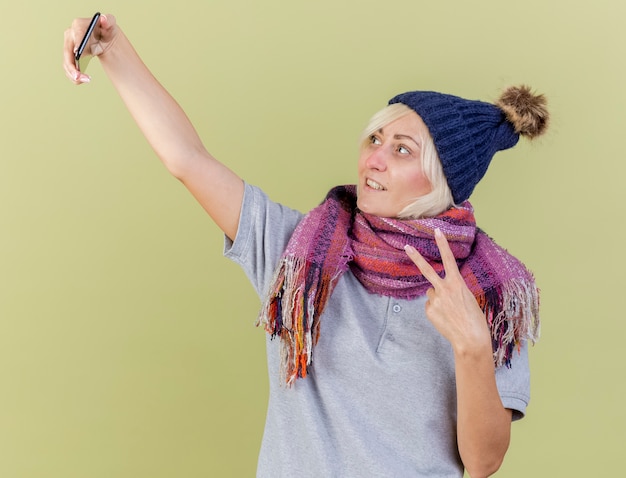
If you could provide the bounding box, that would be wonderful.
[359,103,454,219]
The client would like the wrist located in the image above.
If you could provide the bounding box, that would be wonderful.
[95,27,124,63]
[452,332,493,363]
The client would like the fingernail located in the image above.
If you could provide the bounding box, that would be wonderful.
[404,244,415,253]
[434,228,442,238]
[80,75,91,83]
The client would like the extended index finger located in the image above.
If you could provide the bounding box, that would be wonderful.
[404,244,442,287]
[434,228,462,278]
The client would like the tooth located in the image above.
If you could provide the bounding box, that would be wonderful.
[368,179,384,190]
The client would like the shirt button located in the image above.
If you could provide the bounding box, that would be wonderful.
[392,304,402,313]
[387,333,396,342]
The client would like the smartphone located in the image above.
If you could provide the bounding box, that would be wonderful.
[75,12,101,72]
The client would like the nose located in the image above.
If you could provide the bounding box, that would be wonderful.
[364,145,388,171]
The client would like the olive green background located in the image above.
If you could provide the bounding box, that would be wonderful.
[1,0,623,476]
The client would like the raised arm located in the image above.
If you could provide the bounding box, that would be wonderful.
[63,14,244,241]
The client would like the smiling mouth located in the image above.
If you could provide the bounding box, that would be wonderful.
[366,178,387,191]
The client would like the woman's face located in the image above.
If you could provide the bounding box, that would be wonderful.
[357,111,432,217]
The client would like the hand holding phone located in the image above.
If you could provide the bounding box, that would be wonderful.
[75,12,101,72]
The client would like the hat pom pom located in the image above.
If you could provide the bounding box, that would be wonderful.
[496,85,549,139]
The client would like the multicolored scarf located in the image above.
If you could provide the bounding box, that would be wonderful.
[257,185,540,386]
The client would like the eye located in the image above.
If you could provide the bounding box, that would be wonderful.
[398,145,411,155]
[369,134,382,145]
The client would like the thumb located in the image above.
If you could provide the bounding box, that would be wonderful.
[99,13,116,30]
[90,14,118,57]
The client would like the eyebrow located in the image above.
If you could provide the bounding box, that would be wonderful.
[379,128,421,148]
[394,134,420,147]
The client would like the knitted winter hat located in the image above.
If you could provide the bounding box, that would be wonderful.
[388,85,549,203]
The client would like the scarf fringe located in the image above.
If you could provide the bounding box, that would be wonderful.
[257,257,327,386]
[480,278,541,368]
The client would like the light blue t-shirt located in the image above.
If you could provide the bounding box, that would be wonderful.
[225,184,531,478]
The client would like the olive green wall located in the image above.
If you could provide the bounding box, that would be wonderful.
[1,0,623,476]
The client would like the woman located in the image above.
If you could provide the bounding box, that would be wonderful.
[63,14,548,478]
